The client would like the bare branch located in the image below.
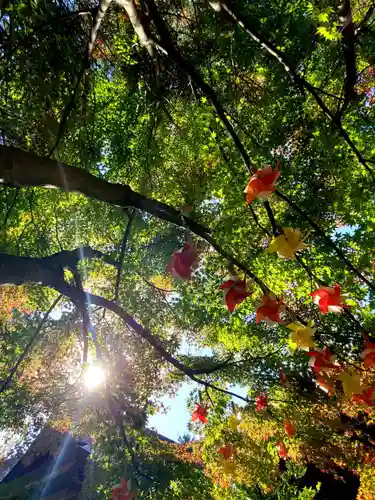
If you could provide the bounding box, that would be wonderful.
[116,0,155,57]
[114,209,134,302]
[88,0,112,56]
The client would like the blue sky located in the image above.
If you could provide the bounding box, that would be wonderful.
[148,339,249,441]
[148,381,248,441]
[148,381,196,441]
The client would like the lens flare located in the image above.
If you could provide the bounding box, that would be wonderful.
[84,364,105,390]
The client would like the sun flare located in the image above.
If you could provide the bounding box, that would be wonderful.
[84,364,105,390]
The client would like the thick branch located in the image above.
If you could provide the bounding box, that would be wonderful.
[2,143,372,305]
[0,246,117,288]
[355,4,375,35]
[0,251,254,402]
[88,0,112,56]
[1,145,373,297]
[0,145,210,237]
[116,0,155,57]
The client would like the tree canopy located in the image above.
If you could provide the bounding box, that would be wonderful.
[0,0,375,498]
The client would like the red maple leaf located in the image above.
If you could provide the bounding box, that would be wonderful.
[284,420,295,437]
[191,404,208,424]
[244,162,280,204]
[310,284,349,314]
[256,295,284,324]
[218,443,234,460]
[307,347,340,374]
[352,387,375,407]
[166,242,198,280]
[362,340,375,370]
[220,276,252,312]
[255,394,268,412]
[277,441,288,458]
[111,478,136,500]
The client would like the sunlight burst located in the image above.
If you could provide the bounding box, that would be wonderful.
[84,364,105,390]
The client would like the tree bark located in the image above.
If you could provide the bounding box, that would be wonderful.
[88,0,113,56]
[0,145,210,237]
[0,250,253,403]
[116,0,155,57]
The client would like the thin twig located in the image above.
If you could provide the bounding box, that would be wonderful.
[107,393,154,483]
[0,295,62,393]
[275,190,375,293]
[114,210,134,302]
[73,269,91,364]
[249,205,272,236]
[209,0,374,178]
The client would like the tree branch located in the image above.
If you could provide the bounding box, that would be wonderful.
[0,251,256,403]
[114,210,134,302]
[0,145,210,238]
[116,0,155,57]
[1,145,372,297]
[48,63,88,157]
[136,271,173,293]
[144,0,279,239]
[337,0,357,117]
[208,0,374,178]
[72,268,91,364]
[141,1,374,282]
[144,0,255,175]
[88,0,112,56]
[49,0,113,156]
[275,190,375,293]
[3,187,19,233]
[249,205,272,237]
[107,393,154,483]
[355,4,375,35]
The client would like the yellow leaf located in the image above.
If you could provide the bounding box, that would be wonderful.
[150,275,174,291]
[221,458,236,475]
[267,228,308,259]
[339,372,363,399]
[287,323,316,351]
[228,414,241,432]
